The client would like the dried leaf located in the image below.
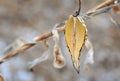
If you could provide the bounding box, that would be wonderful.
[85,39,94,64]
[84,39,94,71]
[65,15,87,73]
[53,47,66,69]
[52,29,66,69]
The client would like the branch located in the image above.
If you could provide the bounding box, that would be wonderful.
[0,0,116,64]
[85,0,116,17]
[91,0,115,10]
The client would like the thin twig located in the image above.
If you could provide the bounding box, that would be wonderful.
[86,0,115,16]
[0,26,65,64]
[85,3,119,17]
[0,0,116,64]
[91,0,115,10]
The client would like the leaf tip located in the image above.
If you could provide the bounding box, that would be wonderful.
[73,62,80,74]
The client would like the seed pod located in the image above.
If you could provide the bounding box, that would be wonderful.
[65,15,87,73]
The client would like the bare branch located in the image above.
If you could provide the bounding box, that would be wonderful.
[85,3,118,17]
[91,0,115,10]
[0,0,116,64]
[0,26,65,64]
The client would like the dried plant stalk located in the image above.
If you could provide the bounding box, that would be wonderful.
[0,0,116,64]
[91,0,115,10]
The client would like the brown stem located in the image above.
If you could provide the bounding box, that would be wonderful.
[91,0,115,10]
[0,25,65,63]
[0,0,115,64]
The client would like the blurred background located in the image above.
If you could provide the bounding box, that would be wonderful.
[0,0,120,81]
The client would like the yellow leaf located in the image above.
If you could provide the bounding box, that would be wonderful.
[65,15,87,73]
